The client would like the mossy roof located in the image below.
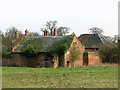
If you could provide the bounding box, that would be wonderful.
[14,35,72,53]
[78,34,109,48]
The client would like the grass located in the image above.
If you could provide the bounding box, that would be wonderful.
[2,66,118,88]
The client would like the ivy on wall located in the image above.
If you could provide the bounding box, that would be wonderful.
[83,52,88,56]
[21,34,75,58]
[21,38,43,57]
[47,34,75,57]
[69,46,81,67]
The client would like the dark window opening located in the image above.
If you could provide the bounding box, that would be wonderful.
[67,61,69,67]
[44,59,48,61]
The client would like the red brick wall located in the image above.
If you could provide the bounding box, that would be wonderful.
[64,35,85,67]
[2,57,12,66]
[88,54,101,65]
[2,54,54,67]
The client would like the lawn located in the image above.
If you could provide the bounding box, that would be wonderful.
[2,66,118,88]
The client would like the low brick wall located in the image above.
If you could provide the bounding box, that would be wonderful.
[2,54,54,67]
[88,54,101,65]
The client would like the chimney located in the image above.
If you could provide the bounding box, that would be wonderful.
[46,30,49,36]
[15,30,19,39]
[25,29,28,36]
[54,28,57,36]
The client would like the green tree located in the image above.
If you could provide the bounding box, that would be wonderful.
[69,46,81,67]
[99,43,118,63]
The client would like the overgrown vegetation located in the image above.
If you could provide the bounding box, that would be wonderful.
[1,27,23,57]
[69,46,81,67]
[21,38,43,57]
[47,34,75,57]
[99,43,118,63]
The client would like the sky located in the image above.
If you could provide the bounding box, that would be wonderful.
[0,0,119,37]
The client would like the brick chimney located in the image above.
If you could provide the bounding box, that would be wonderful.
[25,29,28,36]
[15,30,19,39]
[46,30,49,36]
[54,28,57,36]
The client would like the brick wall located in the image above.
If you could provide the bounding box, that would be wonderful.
[2,54,54,67]
[88,54,101,65]
[2,57,12,66]
[64,35,85,67]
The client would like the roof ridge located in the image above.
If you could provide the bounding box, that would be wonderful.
[98,34,104,44]
[98,34,109,41]
[12,35,26,52]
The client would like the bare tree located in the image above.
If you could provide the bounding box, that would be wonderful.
[41,21,58,36]
[89,27,103,34]
[5,27,22,39]
[46,21,57,31]
[41,21,70,36]
[57,27,70,36]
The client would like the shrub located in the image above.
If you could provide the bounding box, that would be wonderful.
[2,44,11,57]
[21,44,38,57]
[99,43,118,63]
[21,38,43,57]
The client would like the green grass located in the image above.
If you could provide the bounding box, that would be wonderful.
[2,66,118,88]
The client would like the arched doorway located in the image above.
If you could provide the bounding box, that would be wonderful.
[41,59,53,67]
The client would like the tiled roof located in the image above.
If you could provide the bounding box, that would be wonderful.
[14,35,71,53]
[78,34,109,48]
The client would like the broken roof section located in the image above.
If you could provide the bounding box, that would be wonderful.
[78,34,109,48]
[14,35,72,53]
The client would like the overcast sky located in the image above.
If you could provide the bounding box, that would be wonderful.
[0,0,119,37]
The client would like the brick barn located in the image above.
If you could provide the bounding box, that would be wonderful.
[2,30,109,67]
[78,34,109,65]
[3,28,85,68]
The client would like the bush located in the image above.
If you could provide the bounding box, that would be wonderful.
[21,38,43,57]
[99,43,118,63]
[2,44,11,57]
[21,44,38,57]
